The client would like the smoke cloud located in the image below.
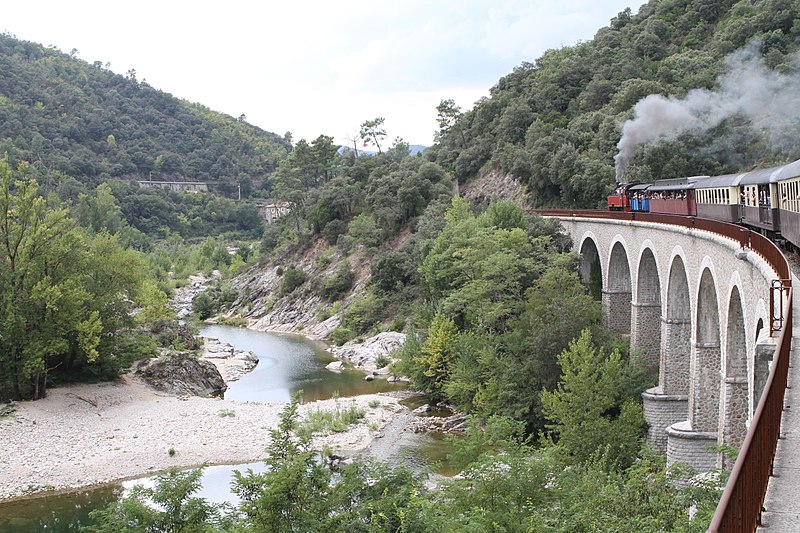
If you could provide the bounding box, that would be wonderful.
[614,41,800,181]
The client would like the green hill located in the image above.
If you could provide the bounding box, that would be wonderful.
[0,33,290,193]
[429,0,800,208]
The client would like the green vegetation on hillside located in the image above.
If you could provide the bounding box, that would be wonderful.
[0,33,290,190]
[430,0,800,207]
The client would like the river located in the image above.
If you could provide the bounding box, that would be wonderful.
[0,326,452,532]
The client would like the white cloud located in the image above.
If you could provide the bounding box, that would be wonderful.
[3,0,636,145]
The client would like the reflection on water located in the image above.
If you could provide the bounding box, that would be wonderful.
[0,486,121,533]
[201,325,402,403]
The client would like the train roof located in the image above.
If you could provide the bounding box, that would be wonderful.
[694,158,800,188]
[648,177,698,191]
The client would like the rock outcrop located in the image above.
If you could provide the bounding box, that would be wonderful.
[330,332,406,374]
[135,352,227,397]
[171,272,220,320]
[202,337,259,383]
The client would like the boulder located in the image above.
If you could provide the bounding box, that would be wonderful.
[329,332,406,373]
[136,352,227,397]
[326,361,344,372]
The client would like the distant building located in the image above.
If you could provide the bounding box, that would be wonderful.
[137,181,208,193]
[258,201,291,224]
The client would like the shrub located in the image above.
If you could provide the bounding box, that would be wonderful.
[281,266,308,295]
[375,355,391,369]
[192,291,217,320]
[321,262,355,301]
[296,401,366,440]
[347,214,382,248]
[342,293,382,334]
[331,327,355,346]
[261,223,283,253]
[322,219,348,245]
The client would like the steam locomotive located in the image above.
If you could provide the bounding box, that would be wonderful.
[608,158,800,250]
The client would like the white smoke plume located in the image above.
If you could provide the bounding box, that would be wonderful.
[614,41,800,181]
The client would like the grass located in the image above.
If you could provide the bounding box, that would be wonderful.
[218,408,236,417]
[297,400,366,440]
[220,315,248,327]
[368,399,381,408]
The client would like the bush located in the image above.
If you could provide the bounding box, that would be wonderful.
[342,293,382,334]
[192,291,217,320]
[331,327,355,346]
[322,219,348,245]
[347,214,382,248]
[261,223,283,253]
[296,401,366,440]
[321,262,355,301]
[192,284,239,320]
[281,266,308,295]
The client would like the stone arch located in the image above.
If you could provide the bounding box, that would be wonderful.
[578,236,602,301]
[632,247,661,370]
[691,267,721,432]
[605,241,632,334]
[661,254,691,396]
[721,285,748,451]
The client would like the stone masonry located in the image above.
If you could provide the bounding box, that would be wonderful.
[553,217,779,471]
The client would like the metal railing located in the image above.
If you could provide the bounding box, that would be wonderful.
[708,295,791,532]
[536,210,793,532]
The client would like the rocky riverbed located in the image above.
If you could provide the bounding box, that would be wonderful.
[0,373,405,502]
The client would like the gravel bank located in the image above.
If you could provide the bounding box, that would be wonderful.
[0,374,404,502]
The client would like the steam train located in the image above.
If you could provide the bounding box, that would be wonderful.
[608,158,800,251]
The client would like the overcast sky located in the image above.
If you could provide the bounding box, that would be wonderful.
[4,1,636,147]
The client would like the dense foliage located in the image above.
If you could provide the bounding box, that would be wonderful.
[429,0,800,207]
[0,33,290,190]
[0,159,167,401]
[89,394,721,532]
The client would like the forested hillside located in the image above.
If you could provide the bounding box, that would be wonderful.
[430,0,800,207]
[0,33,290,193]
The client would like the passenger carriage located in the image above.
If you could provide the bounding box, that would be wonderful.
[646,178,697,216]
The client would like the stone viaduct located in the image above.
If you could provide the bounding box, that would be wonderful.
[550,214,784,471]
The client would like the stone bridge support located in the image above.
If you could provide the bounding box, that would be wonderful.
[556,217,779,472]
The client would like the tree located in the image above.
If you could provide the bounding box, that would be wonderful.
[0,159,89,399]
[359,117,387,154]
[540,330,645,467]
[0,159,153,401]
[435,98,466,147]
[232,394,332,532]
[89,468,229,532]
[413,313,459,398]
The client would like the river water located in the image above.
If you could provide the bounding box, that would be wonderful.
[0,325,430,532]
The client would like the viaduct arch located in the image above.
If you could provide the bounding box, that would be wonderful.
[554,216,781,471]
